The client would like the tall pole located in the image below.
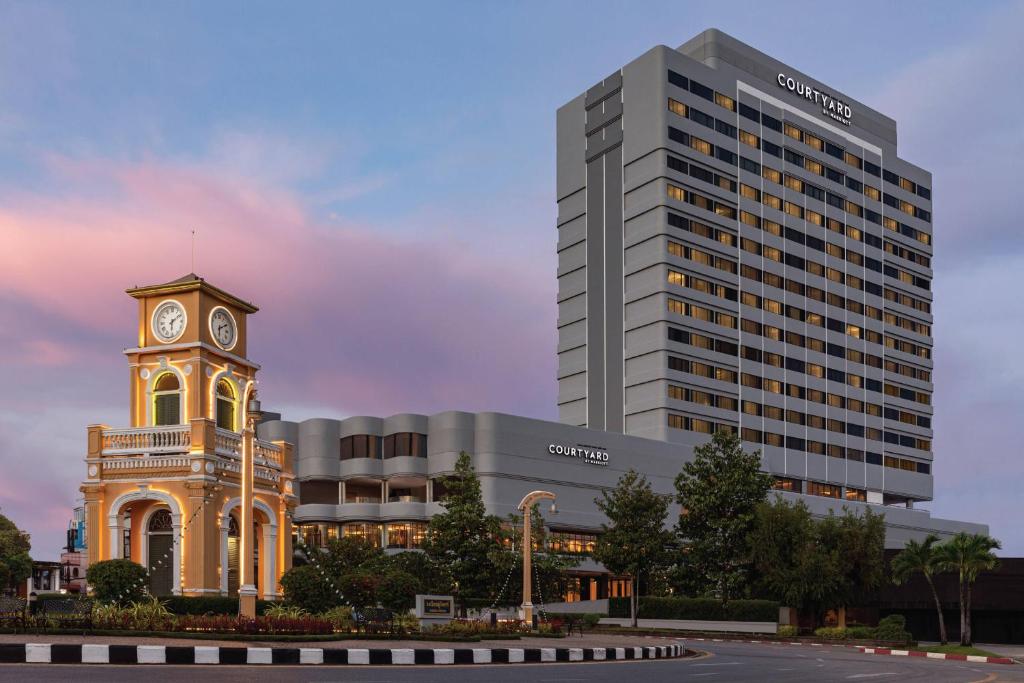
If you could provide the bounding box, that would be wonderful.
[238,391,259,618]
[517,490,555,626]
[522,505,532,625]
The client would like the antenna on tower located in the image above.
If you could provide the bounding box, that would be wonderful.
[191,229,196,273]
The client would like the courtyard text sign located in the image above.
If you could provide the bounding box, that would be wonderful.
[777,73,852,126]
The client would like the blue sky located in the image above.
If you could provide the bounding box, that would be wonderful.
[2,0,1023,559]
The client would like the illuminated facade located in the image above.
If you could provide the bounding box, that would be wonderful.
[80,275,296,598]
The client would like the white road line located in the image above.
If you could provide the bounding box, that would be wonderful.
[694,662,741,666]
[847,674,899,679]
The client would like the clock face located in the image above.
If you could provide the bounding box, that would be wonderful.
[152,300,187,343]
[209,307,237,350]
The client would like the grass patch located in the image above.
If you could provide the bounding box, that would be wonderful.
[916,644,1003,658]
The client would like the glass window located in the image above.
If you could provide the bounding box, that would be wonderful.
[386,522,428,549]
[153,373,181,426]
[341,434,382,460]
[714,92,736,111]
[215,379,236,431]
[343,522,382,548]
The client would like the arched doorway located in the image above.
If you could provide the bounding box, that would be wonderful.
[226,515,260,597]
[147,509,174,596]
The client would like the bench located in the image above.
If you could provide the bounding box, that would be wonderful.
[354,607,394,634]
[0,597,27,631]
[37,598,93,629]
[555,613,600,637]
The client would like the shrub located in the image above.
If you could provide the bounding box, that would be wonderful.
[161,595,275,615]
[612,596,780,622]
[777,624,798,637]
[376,569,419,613]
[608,596,630,618]
[281,564,341,614]
[814,626,849,640]
[321,605,354,632]
[847,625,876,639]
[875,614,911,643]
[545,612,603,630]
[87,559,149,605]
[264,603,307,618]
[174,614,333,635]
[339,570,380,610]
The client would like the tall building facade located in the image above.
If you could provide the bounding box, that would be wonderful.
[557,29,934,507]
[80,275,296,597]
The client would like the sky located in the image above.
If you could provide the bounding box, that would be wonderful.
[1,0,1023,559]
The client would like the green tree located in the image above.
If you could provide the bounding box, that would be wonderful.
[87,559,149,605]
[422,451,505,613]
[280,563,342,613]
[319,536,385,578]
[891,534,948,644]
[674,430,773,604]
[593,469,672,627]
[376,568,420,612]
[935,532,1001,646]
[381,551,449,596]
[814,507,886,624]
[0,512,32,595]
[339,570,382,611]
[748,497,837,612]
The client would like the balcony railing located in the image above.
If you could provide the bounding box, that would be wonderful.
[101,426,191,455]
[99,425,282,469]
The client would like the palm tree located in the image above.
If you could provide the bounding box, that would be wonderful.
[891,534,947,644]
[934,533,1001,646]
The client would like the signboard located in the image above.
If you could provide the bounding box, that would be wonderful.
[415,594,454,620]
[776,73,852,126]
[547,443,609,466]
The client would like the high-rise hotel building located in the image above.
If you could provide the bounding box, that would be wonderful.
[77,29,982,602]
[557,29,935,507]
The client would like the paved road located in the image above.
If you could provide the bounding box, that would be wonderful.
[0,639,1019,682]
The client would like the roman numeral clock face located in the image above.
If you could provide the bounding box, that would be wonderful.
[209,307,237,350]
[152,300,187,343]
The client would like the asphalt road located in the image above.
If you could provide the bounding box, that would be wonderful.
[0,640,1019,682]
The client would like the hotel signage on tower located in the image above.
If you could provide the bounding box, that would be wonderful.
[548,444,610,466]
[777,73,852,126]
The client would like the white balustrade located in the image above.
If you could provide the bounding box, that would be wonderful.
[101,426,191,455]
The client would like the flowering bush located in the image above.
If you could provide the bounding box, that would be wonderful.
[175,614,333,635]
[427,618,530,636]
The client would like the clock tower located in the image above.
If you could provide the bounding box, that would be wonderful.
[81,274,296,599]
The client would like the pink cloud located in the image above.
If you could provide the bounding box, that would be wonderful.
[0,154,556,558]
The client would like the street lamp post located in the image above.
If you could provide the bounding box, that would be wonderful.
[517,490,556,627]
[238,392,260,618]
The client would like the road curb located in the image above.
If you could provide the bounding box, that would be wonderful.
[856,646,1015,665]
[0,642,688,665]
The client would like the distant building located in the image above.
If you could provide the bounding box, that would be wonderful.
[59,506,88,594]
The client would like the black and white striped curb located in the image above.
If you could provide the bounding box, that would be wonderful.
[0,643,688,665]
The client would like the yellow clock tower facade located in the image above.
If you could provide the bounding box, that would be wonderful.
[80,274,295,599]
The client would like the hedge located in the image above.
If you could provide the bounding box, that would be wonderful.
[161,596,274,616]
[608,596,778,622]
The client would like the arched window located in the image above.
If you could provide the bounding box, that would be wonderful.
[216,379,236,431]
[153,373,181,426]
[148,508,173,532]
